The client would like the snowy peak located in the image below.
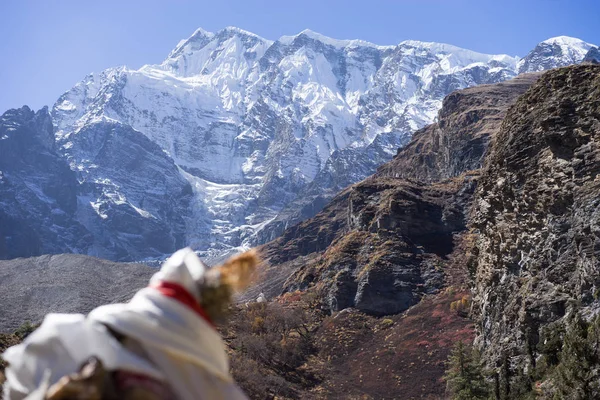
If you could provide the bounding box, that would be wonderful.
[399,40,517,63]
[518,36,596,73]
[162,26,272,78]
[219,26,269,41]
[278,29,392,50]
[167,27,215,59]
[163,28,594,79]
[541,35,592,47]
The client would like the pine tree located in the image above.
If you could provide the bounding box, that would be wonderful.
[552,314,600,399]
[445,341,491,399]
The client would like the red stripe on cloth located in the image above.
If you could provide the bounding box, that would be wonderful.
[114,370,176,399]
[150,281,214,327]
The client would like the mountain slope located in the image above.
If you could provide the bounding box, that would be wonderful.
[246,64,600,399]
[62,119,193,260]
[584,46,600,63]
[4,65,598,399]
[377,73,542,182]
[49,30,562,260]
[0,107,193,261]
[236,59,547,399]
[0,107,89,259]
[0,254,154,332]
[517,36,595,73]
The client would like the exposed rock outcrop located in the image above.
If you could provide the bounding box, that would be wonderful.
[281,176,475,316]
[0,107,193,261]
[0,107,90,259]
[245,64,600,397]
[64,120,193,261]
[583,46,600,64]
[470,64,600,378]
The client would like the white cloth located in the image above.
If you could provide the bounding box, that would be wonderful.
[2,248,248,400]
[149,247,208,303]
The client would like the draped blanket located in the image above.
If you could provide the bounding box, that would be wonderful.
[3,248,248,400]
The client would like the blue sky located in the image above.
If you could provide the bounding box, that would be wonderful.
[1,0,598,112]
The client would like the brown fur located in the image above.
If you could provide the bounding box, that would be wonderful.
[198,249,260,322]
[214,249,260,291]
[45,357,173,400]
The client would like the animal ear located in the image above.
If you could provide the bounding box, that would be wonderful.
[215,249,260,292]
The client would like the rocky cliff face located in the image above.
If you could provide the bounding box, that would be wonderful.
[62,120,192,261]
[470,64,600,378]
[248,63,600,398]
[235,58,549,400]
[288,176,476,316]
[584,46,600,64]
[254,72,544,254]
[0,107,193,261]
[0,107,89,258]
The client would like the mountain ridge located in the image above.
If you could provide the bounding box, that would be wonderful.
[1,28,597,261]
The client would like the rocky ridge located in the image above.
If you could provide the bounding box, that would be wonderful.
[377,73,542,182]
[0,107,192,261]
[4,65,599,399]
[583,46,600,64]
[232,59,546,400]
[0,107,89,258]
[249,64,600,398]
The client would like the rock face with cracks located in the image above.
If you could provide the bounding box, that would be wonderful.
[470,64,600,375]
[0,107,193,261]
[248,64,600,398]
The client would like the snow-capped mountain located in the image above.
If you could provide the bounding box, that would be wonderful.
[517,36,595,73]
[0,106,192,261]
[2,29,596,261]
[584,46,600,63]
[0,106,88,258]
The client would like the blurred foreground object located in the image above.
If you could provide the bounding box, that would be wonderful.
[2,248,259,400]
